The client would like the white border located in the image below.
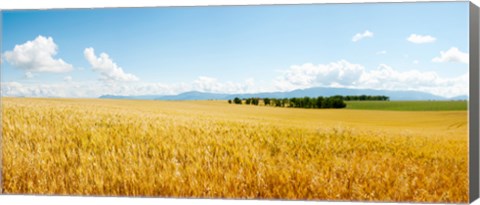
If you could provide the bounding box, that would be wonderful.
[0,0,478,205]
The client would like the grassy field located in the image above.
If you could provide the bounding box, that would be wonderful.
[1,97,468,202]
[345,100,467,111]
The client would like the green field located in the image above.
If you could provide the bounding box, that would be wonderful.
[345,100,468,111]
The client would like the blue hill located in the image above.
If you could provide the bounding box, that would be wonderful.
[99,87,459,101]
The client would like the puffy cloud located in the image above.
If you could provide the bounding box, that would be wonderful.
[84,47,139,82]
[275,60,365,91]
[193,76,220,92]
[275,60,467,98]
[407,34,436,44]
[193,76,257,93]
[64,76,73,82]
[432,47,469,64]
[25,72,34,79]
[359,64,440,88]
[3,35,73,73]
[352,30,373,42]
[359,64,467,98]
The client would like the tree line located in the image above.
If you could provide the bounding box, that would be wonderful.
[227,95,389,109]
[333,95,389,101]
[228,96,346,109]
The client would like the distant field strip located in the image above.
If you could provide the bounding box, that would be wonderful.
[1,98,468,202]
[345,100,467,111]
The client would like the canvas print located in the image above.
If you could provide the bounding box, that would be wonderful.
[0,2,470,203]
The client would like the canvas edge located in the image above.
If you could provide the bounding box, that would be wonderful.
[470,1,480,204]
[0,10,3,195]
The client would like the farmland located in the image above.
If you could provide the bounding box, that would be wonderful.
[345,100,468,111]
[1,97,468,202]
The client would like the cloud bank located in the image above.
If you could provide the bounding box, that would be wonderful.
[1,76,259,98]
[274,60,467,98]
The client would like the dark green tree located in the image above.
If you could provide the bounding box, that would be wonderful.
[233,97,242,104]
[331,97,346,108]
[316,96,324,108]
[281,98,288,107]
[322,98,332,108]
[275,100,282,107]
[252,98,259,105]
[264,98,271,106]
[304,97,311,108]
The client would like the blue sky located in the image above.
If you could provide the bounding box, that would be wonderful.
[1,2,470,98]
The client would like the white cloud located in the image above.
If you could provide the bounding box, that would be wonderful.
[193,76,257,93]
[275,60,365,91]
[407,34,436,44]
[1,76,259,98]
[193,76,219,92]
[352,30,373,42]
[413,60,419,64]
[432,47,469,64]
[84,47,139,82]
[3,35,73,73]
[275,60,467,98]
[25,72,34,79]
[376,50,387,55]
[360,64,469,97]
[359,64,467,98]
[64,76,73,82]
[2,65,467,98]
[97,81,185,97]
[0,81,167,98]
[360,64,437,88]
[1,81,74,98]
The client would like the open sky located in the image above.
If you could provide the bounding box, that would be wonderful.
[1,2,469,98]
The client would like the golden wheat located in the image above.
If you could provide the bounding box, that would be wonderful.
[1,97,468,202]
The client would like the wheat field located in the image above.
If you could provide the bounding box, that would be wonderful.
[1,97,468,203]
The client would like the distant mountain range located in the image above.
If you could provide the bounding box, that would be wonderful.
[99,87,468,101]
